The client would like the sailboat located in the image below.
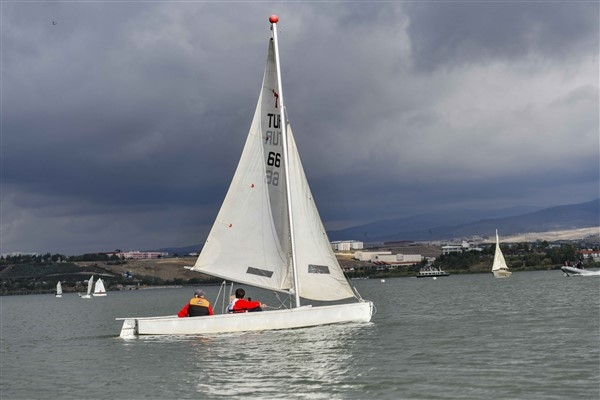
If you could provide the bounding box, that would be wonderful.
[492,230,512,278]
[80,275,93,298]
[55,281,62,298]
[118,15,374,337]
[94,278,107,297]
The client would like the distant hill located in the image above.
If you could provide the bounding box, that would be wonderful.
[328,199,599,242]
[151,199,599,253]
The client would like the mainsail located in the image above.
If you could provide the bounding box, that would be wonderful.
[492,230,509,272]
[192,33,354,301]
[94,278,107,296]
[80,275,94,298]
[87,275,94,296]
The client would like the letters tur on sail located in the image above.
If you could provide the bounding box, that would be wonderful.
[191,38,354,302]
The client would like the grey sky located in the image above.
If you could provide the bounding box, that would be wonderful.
[2,2,598,255]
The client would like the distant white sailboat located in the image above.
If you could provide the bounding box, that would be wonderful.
[492,230,512,278]
[93,278,107,297]
[55,281,62,298]
[80,275,93,299]
[118,15,373,338]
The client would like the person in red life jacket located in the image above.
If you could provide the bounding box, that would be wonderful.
[227,288,266,313]
[178,289,214,317]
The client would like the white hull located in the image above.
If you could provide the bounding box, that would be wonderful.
[493,269,512,278]
[80,294,92,299]
[118,301,374,338]
[93,293,107,297]
[55,295,62,298]
[561,266,600,277]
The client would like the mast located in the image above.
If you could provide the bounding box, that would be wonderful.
[270,15,301,308]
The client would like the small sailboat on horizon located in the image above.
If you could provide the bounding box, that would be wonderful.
[94,278,107,297]
[55,281,62,298]
[492,230,512,278]
[79,275,93,298]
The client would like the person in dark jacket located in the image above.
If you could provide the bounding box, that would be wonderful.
[178,289,214,317]
[227,288,266,313]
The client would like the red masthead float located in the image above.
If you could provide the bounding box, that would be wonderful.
[269,15,279,24]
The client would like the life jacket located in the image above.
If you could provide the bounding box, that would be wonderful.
[229,298,262,313]
[227,298,240,313]
[188,297,211,316]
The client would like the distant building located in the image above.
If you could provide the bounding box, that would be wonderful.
[578,249,600,262]
[441,245,463,255]
[116,251,168,260]
[351,251,422,269]
[371,253,422,267]
[442,241,483,255]
[331,240,364,251]
[353,251,392,261]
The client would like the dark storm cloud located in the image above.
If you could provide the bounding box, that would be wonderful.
[406,2,599,71]
[2,2,598,254]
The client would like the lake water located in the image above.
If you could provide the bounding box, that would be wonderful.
[2,270,599,399]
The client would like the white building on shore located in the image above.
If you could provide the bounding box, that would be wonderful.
[116,251,168,260]
[331,240,364,251]
[352,251,423,268]
[371,253,422,267]
[442,241,484,255]
[352,251,392,261]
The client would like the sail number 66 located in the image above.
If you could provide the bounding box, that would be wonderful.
[266,152,281,186]
[267,152,281,167]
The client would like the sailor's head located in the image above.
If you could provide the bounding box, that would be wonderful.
[194,289,206,298]
[235,288,245,299]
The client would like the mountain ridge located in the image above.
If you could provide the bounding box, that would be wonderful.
[328,198,599,242]
[157,199,599,253]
